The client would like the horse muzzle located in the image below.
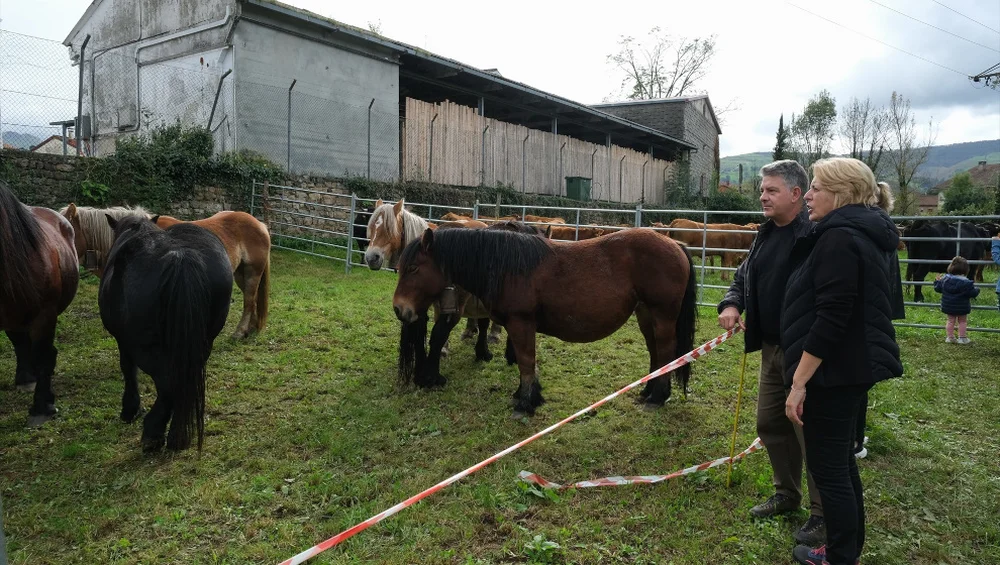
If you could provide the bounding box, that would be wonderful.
[365,250,383,271]
[394,304,419,323]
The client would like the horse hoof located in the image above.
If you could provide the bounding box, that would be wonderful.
[16,382,36,393]
[487,335,501,345]
[460,330,476,341]
[26,413,54,428]
[142,437,165,453]
[476,351,494,363]
[641,402,661,412]
[121,406,145,424]
[511,411,529,421]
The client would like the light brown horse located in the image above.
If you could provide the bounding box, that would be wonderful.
[2,181,80,427]
[62,205,271,339]
[155,212,271,338]
[393,227,697,417]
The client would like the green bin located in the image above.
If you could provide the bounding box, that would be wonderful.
[565,176,592,201]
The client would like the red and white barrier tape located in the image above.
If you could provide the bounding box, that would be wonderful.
[278,327,741,565]
[519,437,764,490]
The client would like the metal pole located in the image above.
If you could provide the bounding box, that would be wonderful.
[286,79,296,172]
[641,158,649,204]
[345,193,357,274]
[76,34,91,156]
[559,141,566,196]
[481,124,490,186]
[250,180,256,218]
[522,132,529,193]
[699,210,709,304]
[429,113,438,182]
[955,219,962,257]
[606,134,612,202]
[367,98,375,179]
[473,200,480,220]
[591,147,598,196]
[207,68,233,130]
[619,154,626,203]
[575,208,581,240]
[634,202,642,227]
[61,124,68,155]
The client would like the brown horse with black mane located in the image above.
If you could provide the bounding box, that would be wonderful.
[393,227,697,417]
[1,181,79,427]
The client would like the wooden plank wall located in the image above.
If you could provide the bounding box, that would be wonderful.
[402,98,677,204]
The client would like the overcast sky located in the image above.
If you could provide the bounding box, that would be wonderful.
[3,0,998,156]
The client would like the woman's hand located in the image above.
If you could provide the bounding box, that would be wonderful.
[786,386,806,426]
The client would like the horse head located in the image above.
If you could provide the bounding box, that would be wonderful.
[364,198,405,271]
[61,203,91,268]
[393,228,447,323]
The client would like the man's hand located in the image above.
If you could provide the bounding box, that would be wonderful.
[718,306,745,331]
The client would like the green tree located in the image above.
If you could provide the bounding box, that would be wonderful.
[789,90,837,168]
[943,172,991,214]
[773,114,788,161]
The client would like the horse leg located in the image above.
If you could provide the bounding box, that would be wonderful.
[118,345,142,423]
[487,321,503,345]
[474,318,494,362]
[421,314,459,388]
[6,330,34,392]
[634,304,662,405]
[913,265,927,303]
[460,317,477,341]
[232,264,260,339]
[504,335,517,366]
[506,319,543,417]
[26,320,58,428]
[142,383,171,453]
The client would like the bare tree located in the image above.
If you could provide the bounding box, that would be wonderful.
[607,27,717,100]
[838,96,889,174]
[885,91,935,214]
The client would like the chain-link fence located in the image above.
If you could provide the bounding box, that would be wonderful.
[0,30,81,154]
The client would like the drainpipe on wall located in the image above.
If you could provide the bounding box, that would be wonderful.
[76,34,91,156]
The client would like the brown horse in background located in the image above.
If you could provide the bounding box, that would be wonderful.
[155,212,271,339]
[62,205,271,339]
[661,219,756,281]
[1,181,80,426]
[393,227,697,417]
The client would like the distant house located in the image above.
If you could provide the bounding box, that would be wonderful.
[30,135,78,155]
[917,194,942,214]
[933,161,1000,192]
[592,96,723,195]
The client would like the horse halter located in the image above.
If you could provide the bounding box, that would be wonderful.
[84,249,99,270]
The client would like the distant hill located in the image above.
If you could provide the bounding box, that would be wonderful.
[1,131,43,150]
[720,139,1000,188]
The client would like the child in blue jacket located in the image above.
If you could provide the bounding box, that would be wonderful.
[934,256,979,344]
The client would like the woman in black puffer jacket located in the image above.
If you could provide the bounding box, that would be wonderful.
[782,158,904,565]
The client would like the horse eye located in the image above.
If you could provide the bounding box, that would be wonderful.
[406,265,418,274]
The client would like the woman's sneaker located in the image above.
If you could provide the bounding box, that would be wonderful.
[945,336,957,343]
[957,337,971,344]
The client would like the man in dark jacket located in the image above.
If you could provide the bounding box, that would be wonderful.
[718,160,824,545]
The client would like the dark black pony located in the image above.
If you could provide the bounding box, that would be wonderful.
[99,214,233,452]
[397,221,550,388]
[0,181,79,426]
[903,220,989,301]
[394,226,697,416]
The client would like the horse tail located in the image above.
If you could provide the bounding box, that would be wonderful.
[255,249,270,332]
[160,251,210,451]
[674,246,698,395]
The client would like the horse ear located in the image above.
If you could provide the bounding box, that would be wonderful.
[65,202,77,220]
[393,198,405,217]
[544,225,552,239]
[420,227,434,251]
[375,198,383,208]
[150,215,160,224]
[105,214,118,230]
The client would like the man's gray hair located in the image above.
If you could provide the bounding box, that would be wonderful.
[760,159,809,193]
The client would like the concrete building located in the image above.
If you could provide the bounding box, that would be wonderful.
[593,96,723,195]
[64,0,709,188]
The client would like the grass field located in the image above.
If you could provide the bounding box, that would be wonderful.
[2,249,998,564]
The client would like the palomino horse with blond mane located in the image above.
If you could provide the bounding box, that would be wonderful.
[62,204,271,339]
[2,181,79,427]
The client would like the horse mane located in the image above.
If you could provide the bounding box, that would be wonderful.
[399,228,552,305]
[60,204,151,258]
[0,181,44,304]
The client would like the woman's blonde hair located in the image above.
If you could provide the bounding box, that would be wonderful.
[811,157,893,212]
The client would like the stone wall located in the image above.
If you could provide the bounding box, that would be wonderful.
[1,149,238,220]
